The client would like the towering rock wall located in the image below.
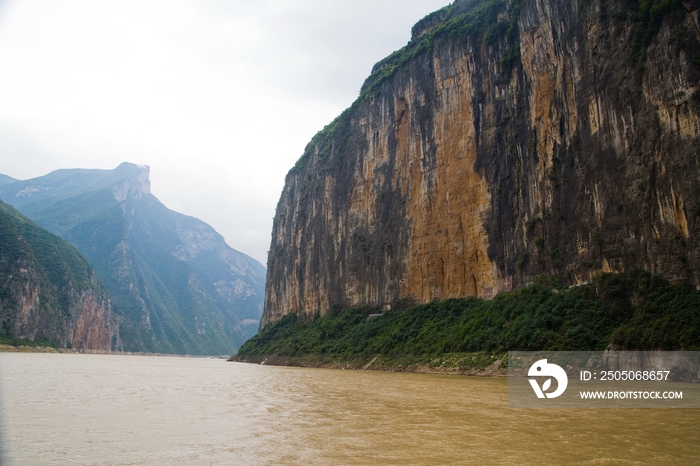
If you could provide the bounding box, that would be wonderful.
[263,0,700,326]
[0,200,117,351]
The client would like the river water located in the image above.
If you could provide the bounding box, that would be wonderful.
[1,353,698,465]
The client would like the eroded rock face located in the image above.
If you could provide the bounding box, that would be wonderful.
[0,201,117,351]
[263,0,700,327]
[72,289,116,352]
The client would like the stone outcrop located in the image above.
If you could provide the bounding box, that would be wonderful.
[263,0,700,326]
[0,200,118,351]
[72,291,116,352]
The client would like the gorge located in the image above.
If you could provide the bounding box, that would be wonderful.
[0,163,265,354]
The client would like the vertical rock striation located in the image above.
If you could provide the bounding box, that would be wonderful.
[263,0,700,327]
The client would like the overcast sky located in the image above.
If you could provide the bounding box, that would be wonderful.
[0,0,450,265]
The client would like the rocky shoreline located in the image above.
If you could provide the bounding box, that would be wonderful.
[0,345,229,357]
[0,344,78,353]
[231,352,508,376]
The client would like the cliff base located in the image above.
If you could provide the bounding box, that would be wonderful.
[236,270,700,373]
[232,352,507,376]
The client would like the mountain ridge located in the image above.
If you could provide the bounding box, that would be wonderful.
[0,162,265,354]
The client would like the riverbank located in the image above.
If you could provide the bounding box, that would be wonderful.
[0,345,228,358]
[232,351,508,376]
[236,270,700,374]
[0,344,77,353]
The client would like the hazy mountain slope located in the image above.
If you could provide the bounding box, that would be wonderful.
[0,162,265,354]
[0,174,16,186]
[0,200,116,350]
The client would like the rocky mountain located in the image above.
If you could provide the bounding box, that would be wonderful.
[0,163,265,354]
[0,200,117,351]
[262,0,700,327]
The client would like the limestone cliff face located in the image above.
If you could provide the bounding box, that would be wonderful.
[263,0,700,326]
[71,289,116,352]
[0,200,117,351]
[112,164,151,206]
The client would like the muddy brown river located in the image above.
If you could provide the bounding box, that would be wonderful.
[1,353,698,464]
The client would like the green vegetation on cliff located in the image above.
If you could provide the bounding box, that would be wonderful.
[238,270,700,360]
[0,200,108,348]
[361,0,523,96]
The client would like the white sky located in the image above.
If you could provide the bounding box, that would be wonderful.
[0,0,450,265]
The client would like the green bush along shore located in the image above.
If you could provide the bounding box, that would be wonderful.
[235,269,700,373]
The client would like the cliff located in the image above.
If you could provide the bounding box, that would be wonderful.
[0,163,266,354]
[0,200,117,351]
[263,0,700,327]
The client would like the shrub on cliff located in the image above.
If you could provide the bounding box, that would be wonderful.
[238,269,700,357]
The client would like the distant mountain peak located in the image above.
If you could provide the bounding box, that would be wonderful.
[112,164,151,202]
[1,162,153,204]
[114,161,150,178]
[0,162,265,354]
